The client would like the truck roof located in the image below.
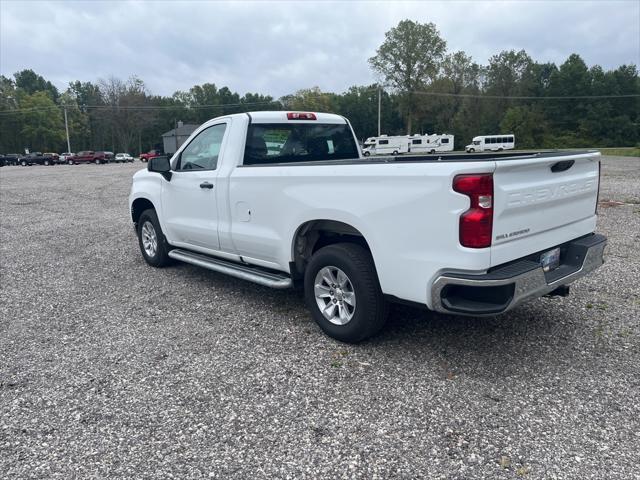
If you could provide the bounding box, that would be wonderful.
[242,111,348,124]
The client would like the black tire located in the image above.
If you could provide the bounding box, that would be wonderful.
[304,243,388,343]
[21,160,27,166]
[392,150,398,155]
[137,209,171,267]
[43,159,50,166]
[363,151,370,157]
[469,148,475,153]
[430,149,435,154]
[68,159,74,165]
[94,158,101,165]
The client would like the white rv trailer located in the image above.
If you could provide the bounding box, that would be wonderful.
[407,134,454,154]
[362,135,409,156]
[465,134,515,153]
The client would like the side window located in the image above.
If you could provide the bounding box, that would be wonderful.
[441,138,449,144]
[178,124,226,171]
[412,139,421,145]
[379,139,389,145]
[509,136,514,143]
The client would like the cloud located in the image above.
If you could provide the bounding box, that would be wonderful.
[1,0,638,98]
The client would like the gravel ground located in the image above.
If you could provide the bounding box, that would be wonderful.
[1,156,638,479]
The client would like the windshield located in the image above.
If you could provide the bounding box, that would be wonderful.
[244,123,358,165]
[473,140,481,145]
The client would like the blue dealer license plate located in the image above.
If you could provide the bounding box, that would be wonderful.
[541,247,561,272]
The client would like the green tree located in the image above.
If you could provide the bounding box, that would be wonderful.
[0,76,22,153]
[14,69,59,100]
[281,86,337,112]
[500,106,548,148]
[369,20,447,133]
[19,91,65,151]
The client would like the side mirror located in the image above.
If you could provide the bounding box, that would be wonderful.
[148,156,172,181]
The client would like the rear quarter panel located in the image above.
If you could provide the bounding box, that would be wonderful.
[226,161,496,306]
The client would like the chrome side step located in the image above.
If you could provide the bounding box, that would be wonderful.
[168,249,293,289]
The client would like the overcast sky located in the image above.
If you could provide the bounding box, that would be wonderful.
[1,0,639,98]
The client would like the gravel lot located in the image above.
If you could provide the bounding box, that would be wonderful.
[1,156,639,479]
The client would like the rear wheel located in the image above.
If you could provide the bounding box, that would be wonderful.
[304,243,388,343]
[94,158,101,165]
[430,149,435,154]
[43,159,50,166]
[392,150,398,155]
[363,151,370,157]
[21,160,27,166]
[137,209,171,267]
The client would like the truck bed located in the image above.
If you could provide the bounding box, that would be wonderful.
[237,150,598,167]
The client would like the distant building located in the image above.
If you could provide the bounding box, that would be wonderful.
[162,122,199,154]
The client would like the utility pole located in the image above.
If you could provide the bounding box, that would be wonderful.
[377,86,381,136]
[63,105,71,153]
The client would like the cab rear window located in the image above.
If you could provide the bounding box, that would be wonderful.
[243,123,358,165]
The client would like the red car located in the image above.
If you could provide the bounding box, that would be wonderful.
[68,151,113,165]
[139,150,162,162]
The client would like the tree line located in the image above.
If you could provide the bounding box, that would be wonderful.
[1,20,638,154]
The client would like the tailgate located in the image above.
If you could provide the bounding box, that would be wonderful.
[491,151,600,267]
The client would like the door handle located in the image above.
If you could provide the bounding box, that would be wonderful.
[200,182,214,189]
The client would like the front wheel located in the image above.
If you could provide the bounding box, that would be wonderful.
[304,243,388,343]
[392,150,398,155]
[363,151,370,157]
[468,148,475,153]
[21,160,27,166]
[137,209,171,267]
[94,158,101,165]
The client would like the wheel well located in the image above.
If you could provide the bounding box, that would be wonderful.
[131,198,155,225]
[291,220,371,278]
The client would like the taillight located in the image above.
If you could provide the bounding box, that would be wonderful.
[453,174,494,248]
[287,112,317,120]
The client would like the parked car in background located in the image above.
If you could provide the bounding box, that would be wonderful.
[115,153,134,163]
[139,150,162,162]
[3,154,20,166]
[100,151,115,163]
[68,151,113,164]
[60,152,75,163]
[43,152,61,164]
[68,151,96,164]
[19,153,56,166]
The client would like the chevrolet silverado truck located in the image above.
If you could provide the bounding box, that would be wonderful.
[129,111,606,342]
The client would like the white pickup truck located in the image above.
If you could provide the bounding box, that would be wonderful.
[129,111,606,342]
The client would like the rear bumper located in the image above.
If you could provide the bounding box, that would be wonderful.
[430,233,607,315]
